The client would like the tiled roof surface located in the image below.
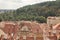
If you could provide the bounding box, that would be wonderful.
[0,29,6,37]
[1,21,19,34]
[0,21,43,37]
[53,23,60,29]
[19,21,43,34]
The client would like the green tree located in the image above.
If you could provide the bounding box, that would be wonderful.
[35,16,46,23]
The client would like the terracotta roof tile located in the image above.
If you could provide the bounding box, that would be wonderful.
[19,21,43,34]
[53,23,60,29]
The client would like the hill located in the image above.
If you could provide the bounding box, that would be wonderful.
[0,9,14,13]
[0,1,60,23]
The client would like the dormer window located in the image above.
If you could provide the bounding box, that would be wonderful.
[20,26,30,32]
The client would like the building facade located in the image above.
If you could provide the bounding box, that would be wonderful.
[0,21,43,40]
[47,17,60,26]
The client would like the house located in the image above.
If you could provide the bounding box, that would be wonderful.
[18,21,43,40]
[0,21,19,40]
[47,17,60,26]
[0,21,43,40]
[53,23,60,40]
[0,20,58,40]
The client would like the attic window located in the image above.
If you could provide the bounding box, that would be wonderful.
[21,26,30,32]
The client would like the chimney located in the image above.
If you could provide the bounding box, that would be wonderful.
[50,24,53,30]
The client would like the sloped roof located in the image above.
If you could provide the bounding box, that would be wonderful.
[53,23,60,29]
[1,21,19,34]
[0,21,17,28]
[19,21,43,34]
[0,21,43,37]
[0,29,6,37]
[0,22,5,28]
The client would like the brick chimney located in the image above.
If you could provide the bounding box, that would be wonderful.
[50,24,53,30]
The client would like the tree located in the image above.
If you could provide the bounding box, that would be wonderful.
[35,16,46,23]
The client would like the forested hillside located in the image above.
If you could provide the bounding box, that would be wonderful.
[0,1,60,23]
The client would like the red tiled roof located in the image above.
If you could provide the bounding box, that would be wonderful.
[53,23,60,29]
[19,21,43,34]
[0,21,43,37]
[2,22,19,34]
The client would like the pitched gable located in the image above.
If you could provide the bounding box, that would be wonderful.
[53,23,60,30]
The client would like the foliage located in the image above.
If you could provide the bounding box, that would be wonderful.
[0,1,60,23]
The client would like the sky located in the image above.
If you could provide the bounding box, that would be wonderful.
[0,0,56,9]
